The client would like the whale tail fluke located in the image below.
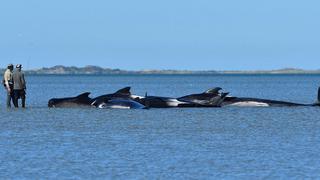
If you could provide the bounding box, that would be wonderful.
[312,87,320,106]
[318,87,320,102]
[316,87,320,106]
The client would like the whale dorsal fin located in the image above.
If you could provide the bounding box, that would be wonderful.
[204,87,222,94]
[317,87,320,103]
[115,87,131,95]
[76,92,91,99]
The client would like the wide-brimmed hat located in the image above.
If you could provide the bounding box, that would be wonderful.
[16,64,22,68]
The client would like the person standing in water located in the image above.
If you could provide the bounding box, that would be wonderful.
[13,64,27,108]
[3,64,14,108]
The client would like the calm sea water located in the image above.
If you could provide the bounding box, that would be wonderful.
[1,74,320,179]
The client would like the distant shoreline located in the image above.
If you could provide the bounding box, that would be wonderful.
[1,65,320,75]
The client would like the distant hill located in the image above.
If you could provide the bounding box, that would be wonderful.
[0,65,218,75]
[26,65,130,75]
[1,66,320,75]
[220,68,320,74]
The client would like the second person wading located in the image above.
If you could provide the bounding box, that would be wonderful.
[13,64,27,108]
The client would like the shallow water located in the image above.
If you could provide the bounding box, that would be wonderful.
[1,75,320,179]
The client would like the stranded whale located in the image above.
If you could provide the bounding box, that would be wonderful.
[177,87,229,107]
[135,87,229,108]
[48,87,320,109]
[91,87,135,107]
[48,87,146,109]
[221,87,320,107]
[91,87,146,109]
[48,92,93,108]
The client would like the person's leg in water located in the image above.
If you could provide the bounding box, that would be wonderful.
[21,90,26,108]
[6,90,11,108]
[13,90,19,108]
[6,85,15,108]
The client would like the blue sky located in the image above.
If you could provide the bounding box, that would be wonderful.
[0,0,319,70]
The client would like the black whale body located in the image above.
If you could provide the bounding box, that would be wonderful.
[90,87,147,109]
[48,87,146,109]
[177,87,229,107]
[48,92,93,108]
[222,87,320,107]
[48,87,320,108]
[47,87,229,109]
[136,87,229,108]
[91,87,133,106]
[222,97,307,107]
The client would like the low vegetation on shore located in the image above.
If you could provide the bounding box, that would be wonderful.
[1,66,320,75]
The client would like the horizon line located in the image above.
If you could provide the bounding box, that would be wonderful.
[24,65,320,72]
[1,65,320,72]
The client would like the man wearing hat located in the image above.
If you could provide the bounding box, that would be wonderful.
[13,64,26,108]
[3,64,14,108]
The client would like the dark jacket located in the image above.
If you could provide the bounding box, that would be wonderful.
[13,70,26,90]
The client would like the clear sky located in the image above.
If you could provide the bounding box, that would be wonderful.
[0,0,319,70]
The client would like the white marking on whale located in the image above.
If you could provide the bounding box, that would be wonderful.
[91,100,97,106]
[166,99,189,106]
[98,103,131,109]
[227,101,270,107]
[130,95,144,99]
